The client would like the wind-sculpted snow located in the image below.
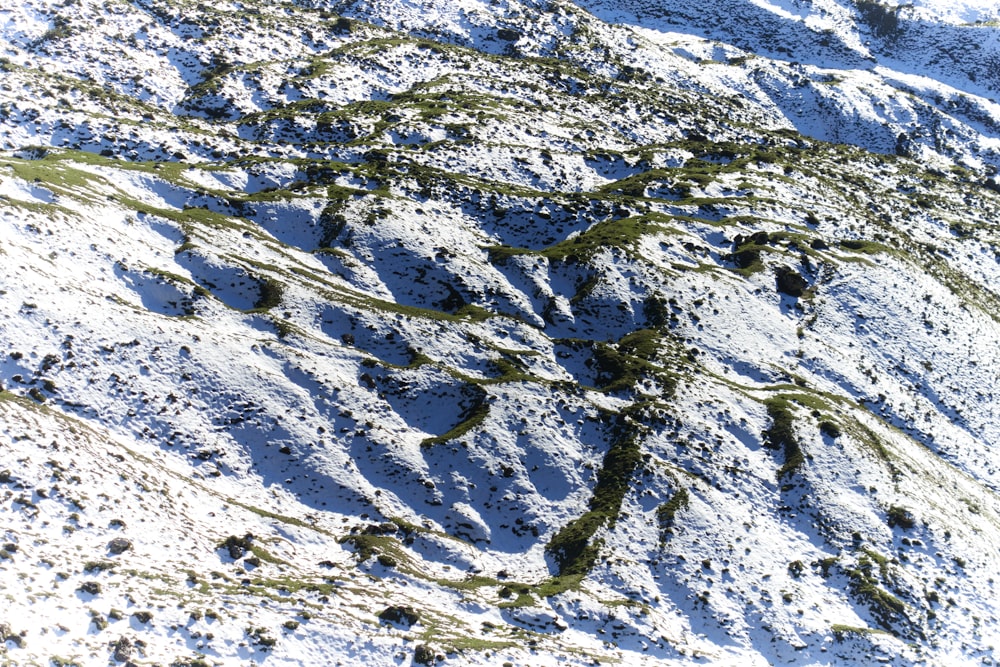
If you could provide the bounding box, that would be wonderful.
[1,0,1000,665]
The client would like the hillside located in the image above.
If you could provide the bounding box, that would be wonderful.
[2,1,1000,665]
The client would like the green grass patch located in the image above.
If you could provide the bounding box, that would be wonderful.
[838,239,889,254]
[244,277,284,312]
[339,533,409,570]
[250,544,290,567]
[831,624,888,641]
[542,215,664,262]
[546,409,647,577]
[486,245,533,264]
[656,488,690,543]
[434,575,500,592]
[843,549,910,633]
[589,329,677,394]
[847,421,901,481]
[243,576,336,598]
[765,398,804,479]
[420,386,490,447]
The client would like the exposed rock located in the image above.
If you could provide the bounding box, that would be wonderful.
[107,537,132,555]
[378,605,419,627]
[112,635,132,662]
[130,611,152,624]
[220,534,254,560]
[413,644,436,665]
[362,522,398,535]
[775,266,808,297]
[0,623,23,648]
[77,581,101,596]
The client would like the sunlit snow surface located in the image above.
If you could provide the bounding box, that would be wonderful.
[1,0,1000,665]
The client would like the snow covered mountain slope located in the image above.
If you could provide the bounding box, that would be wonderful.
[569,0,1000,162]
[2,1,1000,665]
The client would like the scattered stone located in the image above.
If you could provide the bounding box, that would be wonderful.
[0,623,23,648]
[775,266,808,297]
[78,581,101,595]
[362,522,398,535]
[504,605,568,633]
[221,534,254,560]
[413,644,436,665]
[108,537,132,555]
[83,560,116,574]
[130,611,153,624]
[378,605,419,627]
[112,635,132,662]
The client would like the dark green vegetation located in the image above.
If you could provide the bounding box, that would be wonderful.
[854,1,901,38]
[546,413,644,577]
[537,304,682,583]
[656,488,690,544]
[251,278,284,312]
[765,398,804,479]
[420,386,490,448]
[842,550,919,638]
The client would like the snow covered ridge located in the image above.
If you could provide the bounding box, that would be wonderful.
[2,0,1000,665]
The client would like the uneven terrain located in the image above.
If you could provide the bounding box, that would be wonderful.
[2,0,1000,665]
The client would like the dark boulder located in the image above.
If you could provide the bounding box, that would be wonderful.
[413,644,436,665]
[378,605,420,627]
[113,635,132,662]
[108,537,132,555]
[775,266,808,297]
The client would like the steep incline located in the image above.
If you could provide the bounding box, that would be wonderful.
[2,1,1000,665]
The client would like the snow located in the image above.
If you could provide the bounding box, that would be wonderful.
[907,0,1000,24]
[1,0,1000,665]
